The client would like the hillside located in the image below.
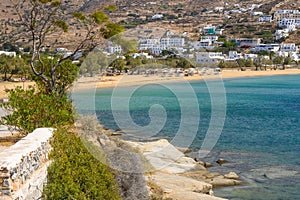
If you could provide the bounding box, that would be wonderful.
[0,0,299,50]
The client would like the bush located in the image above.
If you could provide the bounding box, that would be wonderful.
[0,86,74,134]
[43,128,121,200]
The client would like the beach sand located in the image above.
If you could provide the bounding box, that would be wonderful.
[0,81,35,98]
[72,69,300,91]
[0,69,299,98]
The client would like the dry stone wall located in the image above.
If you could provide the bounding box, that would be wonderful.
[0,128,54,200]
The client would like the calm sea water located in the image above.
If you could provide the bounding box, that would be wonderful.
[73,74,300,200]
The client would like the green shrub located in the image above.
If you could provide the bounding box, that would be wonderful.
[247,26,256,32]
[43,128,121,200]
[0,86,74,134]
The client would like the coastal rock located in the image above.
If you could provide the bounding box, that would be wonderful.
[148,172,225,200]
[210,175,242,187]
[126,139,197,174]
[204,162,213,168]
[216,158,228,165]
[224,172,239,179]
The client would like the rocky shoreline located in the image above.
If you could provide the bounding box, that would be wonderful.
[77,117,242,200]
[126,139,242,200]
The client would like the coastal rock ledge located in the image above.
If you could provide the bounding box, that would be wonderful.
[126,139,234,200]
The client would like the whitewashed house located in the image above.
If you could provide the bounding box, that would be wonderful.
[152,14,163,20]
[274,10,300,21]
[200,24,217,35]
[160,37,185,47]
[196,52,225,63]
[259,15,272,22]
[215,29,224,35]
[228,51,243,59]
[132,52,153,59]
[235,38,261,47]
[193,40,214,49]
[280,43,299,53]
[107,42,122,54]
[200,36,219,42]
[244,54,258,60]
[138,38,161,54]
[278,18,297,31]
[251,44,280,52]
[251,12,263,16]
[0,51,16,57]
[275,29,290,40]
[214,7,224,12]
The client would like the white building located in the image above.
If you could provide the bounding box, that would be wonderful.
[0,51,16,57]
[275,29,289,40]
[139,38,160,45]
[107,42,122,54]
[200,24,217,35]
[251,44,280,52]
[160,37,185,47]
[274,10,300,21]
[196,52,225,63]
[251,12,263,16]
[278,18,298,30]
[138,44,165,55]
[193,40,214,49]
[132,52,153,59]
[280,43,299,53]
[297,19,300,28]
[56,48,68,53]
[235,38,261,47]
[214,7,224,12]
[228,51,243,59]
[138,38,161,54]
[138,35,185,55]
[259,15,272,22]
[200,35,219,41]
[215,29,224,35]
[244,54,258,60]
[152,14,163,20]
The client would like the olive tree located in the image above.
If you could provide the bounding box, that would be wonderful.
[12,0,123,95]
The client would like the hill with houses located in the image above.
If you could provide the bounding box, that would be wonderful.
[0,0,299,69]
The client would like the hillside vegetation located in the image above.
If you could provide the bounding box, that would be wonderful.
[0,0,300,49]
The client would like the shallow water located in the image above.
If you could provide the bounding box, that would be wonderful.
[73,74,300,199]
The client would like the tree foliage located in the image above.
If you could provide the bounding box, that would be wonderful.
[12,1,123,94]
[0,55,29,81]
[0,86,74,134]
[31,57,79,95]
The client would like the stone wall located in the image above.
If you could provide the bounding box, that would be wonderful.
[0,128,54,200]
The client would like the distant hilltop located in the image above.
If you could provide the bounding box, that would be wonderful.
[0,0,299,48]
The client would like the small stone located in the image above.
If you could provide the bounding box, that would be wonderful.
[224,172,239,179]
[216,158,227,165]
[203,162,213,168]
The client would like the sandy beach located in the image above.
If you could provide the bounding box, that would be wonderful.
[0,69,299,98]
[72,68,300,91]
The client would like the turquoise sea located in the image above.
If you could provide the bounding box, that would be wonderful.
[73,74,300,200]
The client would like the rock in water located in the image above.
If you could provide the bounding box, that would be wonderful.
[224,172,239,179]
[204,162,213,168]
[216,158,227,165]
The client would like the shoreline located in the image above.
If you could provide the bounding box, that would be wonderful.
[72,68,300,92]
[0,69,299,98]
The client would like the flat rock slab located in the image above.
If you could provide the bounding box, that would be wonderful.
[0,145,8,152]
[127,139,197,173]
[148,172,226,200]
